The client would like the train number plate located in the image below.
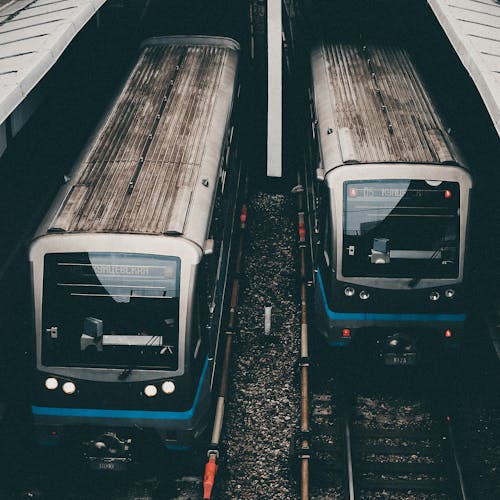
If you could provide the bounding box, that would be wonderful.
[384,353,417,366]
[90,460,127,472]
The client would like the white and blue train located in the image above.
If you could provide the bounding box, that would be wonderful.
[28,35,241,461]
[305,41,472,365]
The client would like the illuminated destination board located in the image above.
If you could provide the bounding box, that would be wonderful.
[49,252,181,299]
[345,180,457,203]
[348,186,408,199]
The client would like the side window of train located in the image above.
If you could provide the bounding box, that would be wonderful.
[219,117,238,193]
[317,183,331,268]
[201,116,238,357]
[208,189,223,313]
[190,288,204,365]
[309,88,324,252]
[308,88,319,172]
[197,254,214,357]
[202,174,225,343]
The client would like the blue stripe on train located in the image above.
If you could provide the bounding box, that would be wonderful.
[317,270,466,323]
[165,444,191,451]
[32,358,209,421]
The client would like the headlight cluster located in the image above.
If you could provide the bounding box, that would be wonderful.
[143,380,176,398]
[345,286,456,302]
[429,289,455,301]
[45,377,176,398]
[62,381,76,394]
[344,286,370,300]
[44,377,76,395]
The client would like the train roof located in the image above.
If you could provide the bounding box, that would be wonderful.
[37,35,239,248]
[311,42,466,174]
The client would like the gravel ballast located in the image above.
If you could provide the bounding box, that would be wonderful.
[217,191,301,500]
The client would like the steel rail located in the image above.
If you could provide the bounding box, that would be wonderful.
[445,416,468,500]
[294,173,311,500]
[339,387,469,498]
[342,401,355,500]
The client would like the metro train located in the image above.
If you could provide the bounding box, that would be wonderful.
[304,41,472,365]
[28,35,242,462]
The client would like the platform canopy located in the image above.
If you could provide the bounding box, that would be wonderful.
[0,0,106,128]
[428,0,500,136]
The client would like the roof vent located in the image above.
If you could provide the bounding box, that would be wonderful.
[338,127,360,164]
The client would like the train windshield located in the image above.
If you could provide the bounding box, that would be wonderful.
[42,252,180,370]
[342,180,460,279]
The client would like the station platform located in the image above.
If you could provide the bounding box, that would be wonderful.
[428,0,500,136]
[0,0,106,155]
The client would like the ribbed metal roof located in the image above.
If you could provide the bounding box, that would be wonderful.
[428,0,500,136]
[312,43,462,171]
[0,0,106,126]
[49,37,238,236]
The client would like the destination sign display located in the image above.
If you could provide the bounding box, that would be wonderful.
[346,180,457,203]
[92,264,151,276]
[90,263,177,279]
[53,252,181,297]
[348,187,408,199]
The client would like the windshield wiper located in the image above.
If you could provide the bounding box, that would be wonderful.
[408,244,447,288]
[117,335,162,380]
[118,367,133,381]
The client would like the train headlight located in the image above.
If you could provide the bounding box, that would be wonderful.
[429,291,440,301]
[44,377,58,390]
[344,287,355,297]
[144,385,158,398]
[62,381,76,395]
[359,290,370,300]
[445,289,455,299]
[161,381,176,395]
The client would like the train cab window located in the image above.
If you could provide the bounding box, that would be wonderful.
[342,179,460,279]
[41,252,180,370]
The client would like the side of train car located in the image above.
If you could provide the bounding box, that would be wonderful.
[28,35,241,458]
[305,41,472,365]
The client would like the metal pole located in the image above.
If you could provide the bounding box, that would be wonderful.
[267,0,282,177]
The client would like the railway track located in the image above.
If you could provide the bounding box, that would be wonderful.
[294,353,467,500]
[304,353,469,500]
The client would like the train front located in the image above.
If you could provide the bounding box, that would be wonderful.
[315,164,472,364]
[29,234,208,462]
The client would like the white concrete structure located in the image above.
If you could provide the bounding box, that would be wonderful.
[267,0,282,177]
[428,0,500,136]
[0,0,106,155]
